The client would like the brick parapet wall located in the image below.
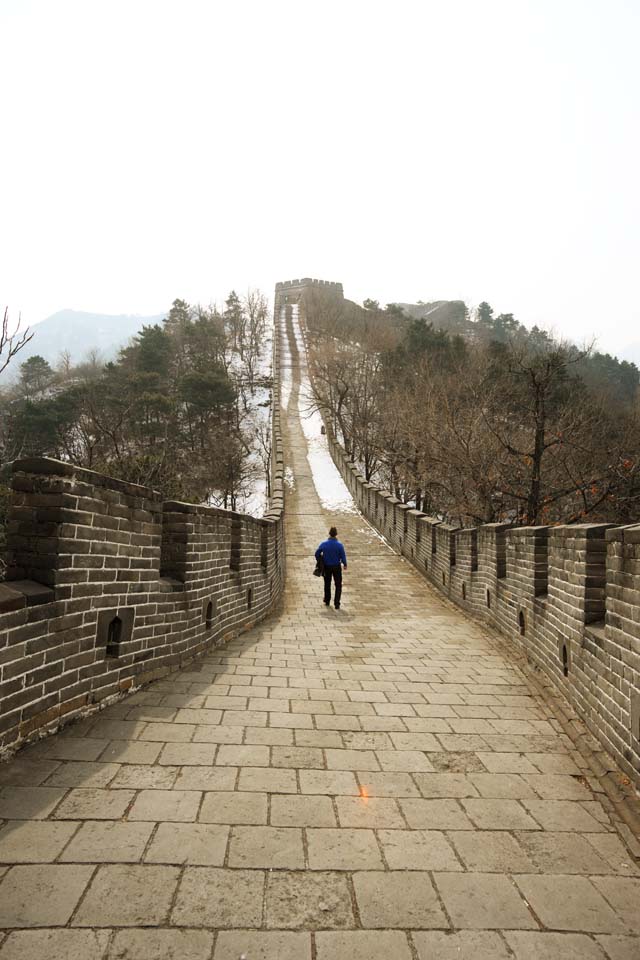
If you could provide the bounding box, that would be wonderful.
[0,312,286,755]
[325,430,640,786]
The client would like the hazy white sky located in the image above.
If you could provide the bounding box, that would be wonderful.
[1,0,639,360]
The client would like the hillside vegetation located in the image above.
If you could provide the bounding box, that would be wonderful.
[0,292,272,513]
[304,288,640,526]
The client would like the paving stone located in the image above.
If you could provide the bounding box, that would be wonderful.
[228,826,305,868]
[524,774,593,800]
[325,749,380,770]
[336,795,404,828]
[434,871,537,929]
[412,773,478,798]
[53,788,133,820]
[140,722,195,742]
[516,831,612,873]
[174,767,238,791]
[299,769,359,795]
[108,929,214,959]
[172,866,264,926]
[389,733,441,751]
[245,727,294,745]
[307,828,384,870]
[0,929,110,960]
[412,930,511,959]
[527,753,582,774]
[378,828,461,870]
[74,864,180,926]
[28,738,109,762]
[0,820,78,863]
[586,834,640,875]
[468,772,537,799]
[0,786,66,820]
[594,935,640,959]
[271,746,324,768]
[199,791,267,824]
[216,744,270,766]
[128,789,201,821]
[356,772,421,797]
[0,864,94,927]
[448,830,535,872]
[158,743,217,765]
[462,798,540,830]
[0,758,60,787]
[354,869,446,927]
[522,799,610,832]
[430,751,486,773]
[144,822,229,865]
[126,705,178,721]
[98,741,162,764]
[193,724,244,743]
[87,720,145,741]
[271,794,336,826]
[174,708,223,724]
[399,798,474,829]
[214,931,311,960]
[59,821,153,862]
[504,931,608,959]
[514,875,625,933]
[475,752,538,774]
[110,764,180,789]
[265,871,354,928]
[41,762,120,788]
[360,716,408,732]
[590,877,640,933]
[315,931,413,959]
[238,766,298,793]
[374,749,434,772]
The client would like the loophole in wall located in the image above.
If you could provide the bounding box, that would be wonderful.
[486,590,491,609]
[442,572,446,586]
[462,582,466,600]
[562,643,569,677]
[106,616,122,658]
[97,607,134,660]
[519,610,525,636]
[247,588,253,611]
[204,599,214,630]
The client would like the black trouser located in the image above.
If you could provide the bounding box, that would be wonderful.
[323,564,342,606]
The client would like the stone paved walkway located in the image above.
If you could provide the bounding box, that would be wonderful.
[0,318,638,960]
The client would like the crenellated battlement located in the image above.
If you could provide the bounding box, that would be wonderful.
[326,431,640,784]
[275,278,343,290]
[0,310,287,755]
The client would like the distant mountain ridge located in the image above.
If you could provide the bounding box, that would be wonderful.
[3,309,164,379]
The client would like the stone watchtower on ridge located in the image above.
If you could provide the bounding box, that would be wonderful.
[275,278,343,314]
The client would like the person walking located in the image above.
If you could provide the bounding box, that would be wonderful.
[315,526,347,609]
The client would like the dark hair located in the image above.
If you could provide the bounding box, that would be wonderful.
[329,526,338,538]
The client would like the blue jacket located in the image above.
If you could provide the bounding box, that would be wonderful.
[315,538,347,567]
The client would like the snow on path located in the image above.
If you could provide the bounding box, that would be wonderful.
[292,307,357,515]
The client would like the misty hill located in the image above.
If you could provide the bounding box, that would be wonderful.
[4,309,164,379]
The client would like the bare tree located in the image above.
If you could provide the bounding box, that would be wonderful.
[0,308,33,375]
